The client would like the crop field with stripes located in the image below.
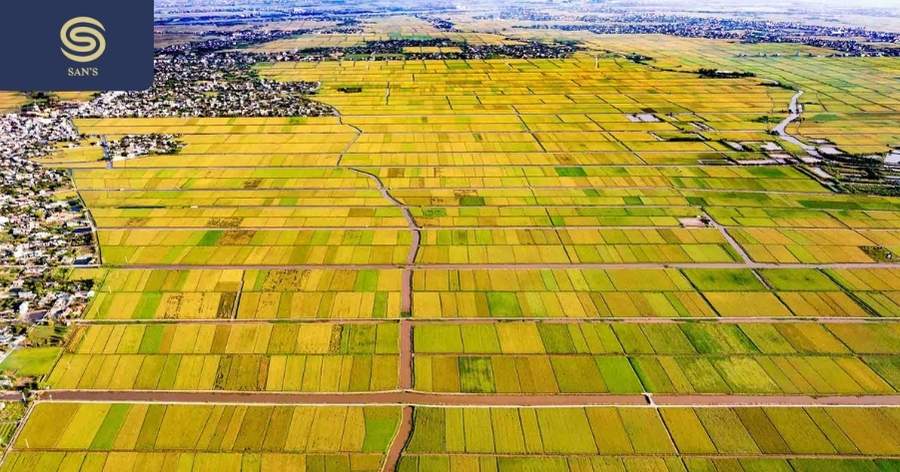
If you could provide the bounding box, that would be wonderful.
[6,31,900,472]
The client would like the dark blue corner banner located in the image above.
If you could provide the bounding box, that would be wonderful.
[0,0,153,91]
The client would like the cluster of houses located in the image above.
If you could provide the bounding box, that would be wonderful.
[0,271,94,326]
[76,50,335,118]
[0,111,94,263]
[0,111,95,267]
[106,134,182,161]
[0,109,98,365]
[415,15,456,32]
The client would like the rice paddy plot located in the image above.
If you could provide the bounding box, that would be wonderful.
[729,227,895,264]
[401,406,900,461]
[98,229,412,266]
[4,403,401,472]
[87,269,403,320]
[90,205,408,230]
[84,267,898,320]
[412,321,900,395]
[79,188,392,209]
[0,92,26,113]
[826,268,900,317]
[48,322,399,391]
[417,228,739,265]
[411,268,887,318]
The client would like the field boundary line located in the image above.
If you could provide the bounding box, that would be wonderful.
[68,316,900,325]
[69,170,103,265]
[230,276,244,320]
[392,452,900,460]
[94,262,900,270]
[74,185,838,195]
[33,390,900,407]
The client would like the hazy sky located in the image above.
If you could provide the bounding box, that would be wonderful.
[647,0,900,8]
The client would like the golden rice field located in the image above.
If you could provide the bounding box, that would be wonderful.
[563,34,900,155]
[5,403,400,472]
[55,55,899,272]
[49,322,399,391]
[0,92,26,113]
[399,406,900,469]
[5,403,899,472]
[77,267,900,320]
[413,321,900,395]
[7,31,900,472]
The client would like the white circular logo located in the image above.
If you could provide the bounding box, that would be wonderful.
[60,16,106,63]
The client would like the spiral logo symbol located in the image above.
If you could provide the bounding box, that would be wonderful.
[60,16,106,63]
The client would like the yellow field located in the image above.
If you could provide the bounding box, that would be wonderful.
[0,92,26,112]
[6,26,900,472]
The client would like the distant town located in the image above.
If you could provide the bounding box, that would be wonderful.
[496,8,900,56]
